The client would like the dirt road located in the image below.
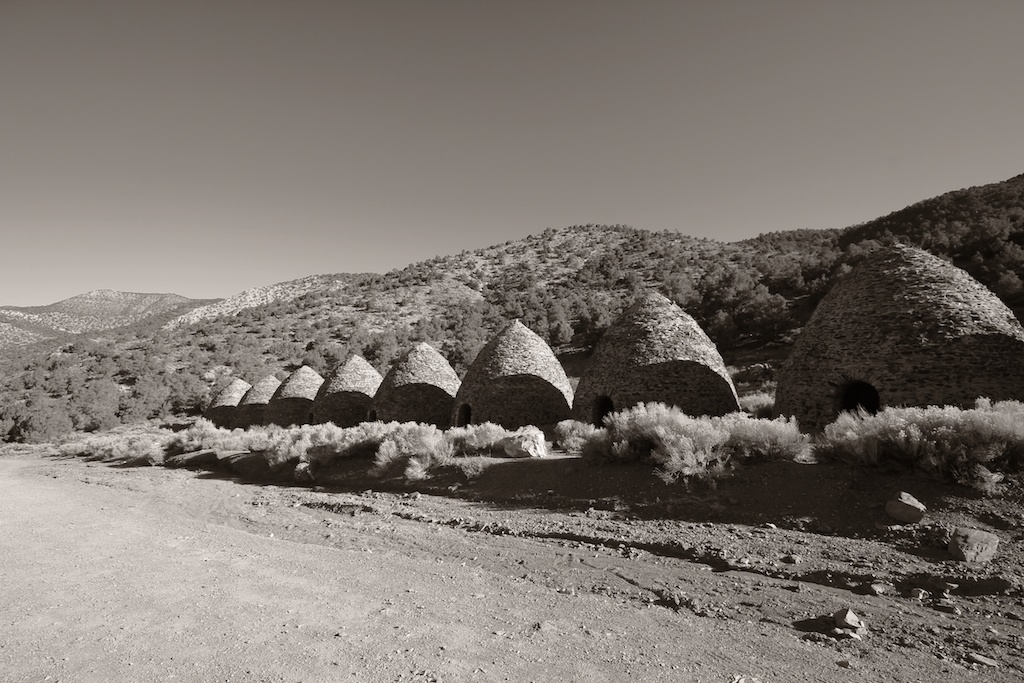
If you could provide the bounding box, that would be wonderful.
[0,453,1017,682]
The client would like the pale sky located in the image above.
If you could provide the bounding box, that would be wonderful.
[2,0,1022,306]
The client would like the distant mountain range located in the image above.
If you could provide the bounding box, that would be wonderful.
[0,290,218,347]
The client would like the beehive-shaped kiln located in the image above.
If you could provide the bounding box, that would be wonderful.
[310,354,383,427]
[266,365,324,427]
[371,343,460,427]
[204,377,251,429]
[572,292,739,425]
[775,244,1024,431]
[234,375,282,428]
[453,320,573,429]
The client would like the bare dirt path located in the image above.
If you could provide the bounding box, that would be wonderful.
[0,453,1016,682]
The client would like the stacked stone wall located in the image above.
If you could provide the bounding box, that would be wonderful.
[204,378,251,428]
[578,361,739,424]
[235,376,281,428]
[266,398,316,428]
[572,292,738,423]
[776,245,1024,431]
[453,320,573,429]
[455,375,571,429]
[372,343,460,428]
[311,391,374,427]
[372,384,455,428]
[311,355,381,427]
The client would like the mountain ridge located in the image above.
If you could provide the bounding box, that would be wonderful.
[0,290,219,345]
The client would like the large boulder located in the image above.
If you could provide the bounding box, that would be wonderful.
[949,527,999,563]
[498,427,548,458]
[885,491,926,524]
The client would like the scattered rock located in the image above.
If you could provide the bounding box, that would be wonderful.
[222,451,281,480]
[948,527,999,563]
[795,609,868,641]
[781,554,801,564]
[932,599,961,615]
[859,582,890,597]
[885,491,927,524]
[833,608,864,631]
[164,449,232,470]
[966,652,999,667]
[907,588,929,600]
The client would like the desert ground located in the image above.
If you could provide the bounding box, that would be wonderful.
[2,446,1023,682]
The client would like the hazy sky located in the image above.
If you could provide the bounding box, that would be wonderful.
[2,0,1023,306]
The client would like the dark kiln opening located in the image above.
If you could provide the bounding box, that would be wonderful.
[837,380,880,415]
[456,404,472,427]
[592,395,614,427]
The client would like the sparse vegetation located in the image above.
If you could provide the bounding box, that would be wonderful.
[58,423,176,466]
[579,402,810,483]
[738,391,774,419]
[446,422,517,456]
[814,399,1024,492]
[160,418,528,483]
[4,173,1024,442]
[553,419,602,453]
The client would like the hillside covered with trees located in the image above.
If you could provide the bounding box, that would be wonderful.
[3,173,1023,443]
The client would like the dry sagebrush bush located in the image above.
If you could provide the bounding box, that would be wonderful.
[371,423,453,478]
[815,399,1024,491]
[738,391,775,419]
[579,402,810,483]
[165,419,385,467]
[165,419,521,481]
[59,424,176,466]
[446,422,515,456]
[553,419,602,453]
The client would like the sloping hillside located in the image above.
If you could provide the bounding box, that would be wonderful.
[836,173,1024,306]
[3,172,1024,443]
[0,322,46,348]
[0,290,218,347]
[166,275,363,329]
[165,226,722,330]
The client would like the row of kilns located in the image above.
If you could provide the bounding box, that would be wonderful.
[207,244,1024,433]
[204,292,741,431]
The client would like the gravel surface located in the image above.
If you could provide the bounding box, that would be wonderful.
[3,451,1023,682]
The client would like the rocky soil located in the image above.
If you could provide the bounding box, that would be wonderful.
[2,447,1024,682]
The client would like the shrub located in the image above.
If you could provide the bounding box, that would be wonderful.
[553,420,601,453]
[4,396,75,444]
[59,425,174,466]
[163,419,516,481]
[815,400,1024,491]
[580,429,613,462]
[738,391,774,419]
[375,437,454,480]
[722,414,810,463]
[370,423,453,478]
[163,418,251,455]
[579,402,810,482]
[446,422,513,456]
